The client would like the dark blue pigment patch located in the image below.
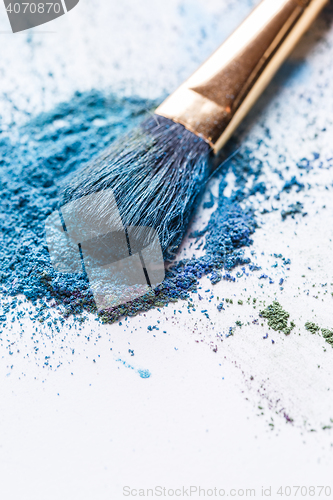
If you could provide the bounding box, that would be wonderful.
[281,201,306,220]
[0,90,260,325]
[282,176,304,193]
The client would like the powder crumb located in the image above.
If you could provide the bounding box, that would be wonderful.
[260,301,295,336]
[305,321,320,334]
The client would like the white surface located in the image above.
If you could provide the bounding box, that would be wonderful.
[0,1,333,499]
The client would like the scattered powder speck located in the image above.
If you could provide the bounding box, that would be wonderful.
[116,358,151,378]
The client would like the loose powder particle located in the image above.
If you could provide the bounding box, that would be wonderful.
[305,321,320,334]
[321,328,333,340]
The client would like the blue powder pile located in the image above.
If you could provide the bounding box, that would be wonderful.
[0,90,259,324]
[0,92,150,314]
[192,176,257,270]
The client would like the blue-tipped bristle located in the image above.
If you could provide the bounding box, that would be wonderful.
[62,115,212,258]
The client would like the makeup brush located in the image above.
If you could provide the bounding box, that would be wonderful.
[62,0,327,260]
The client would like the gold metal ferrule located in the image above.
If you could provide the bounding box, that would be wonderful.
[155,0,328,154]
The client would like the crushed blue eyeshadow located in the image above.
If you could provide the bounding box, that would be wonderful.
[0,90,312,326]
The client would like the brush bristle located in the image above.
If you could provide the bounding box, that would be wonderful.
[61,115,212,258]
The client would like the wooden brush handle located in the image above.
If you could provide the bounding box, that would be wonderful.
[156,0,328,153]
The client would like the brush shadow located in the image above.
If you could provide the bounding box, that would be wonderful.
[212,6,333,173]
